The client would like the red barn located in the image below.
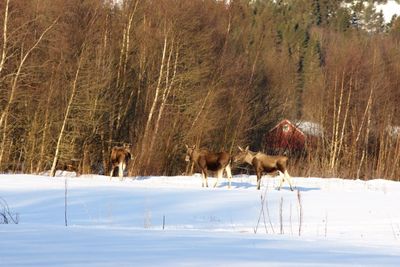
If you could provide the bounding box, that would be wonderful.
[264,119,322,156]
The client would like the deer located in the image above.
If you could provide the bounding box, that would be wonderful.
[185,144,233,188]
[233,146,294,191]
[109,144,132,180]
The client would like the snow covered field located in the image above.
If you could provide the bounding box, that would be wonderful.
[1,173,400,266]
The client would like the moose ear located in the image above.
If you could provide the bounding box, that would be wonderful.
[193,144,196,149]
[245,146,249,151]
[185,144,189,149]
[238,146,243,151]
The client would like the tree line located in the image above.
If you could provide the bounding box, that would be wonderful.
[0,0,399,179]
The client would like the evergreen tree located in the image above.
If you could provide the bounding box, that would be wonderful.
[361,2,385,32]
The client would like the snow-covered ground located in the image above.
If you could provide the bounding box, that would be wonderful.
[1,173,400,266]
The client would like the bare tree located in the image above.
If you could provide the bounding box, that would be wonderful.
[0,17,58,167]
[50,56,83,177]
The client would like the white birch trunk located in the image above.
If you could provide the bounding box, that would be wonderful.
[142,34,168,143]
[50,58,82,177]
[0,18,57,166]
[336,77,352,164]
[36,64,58,173]
[136,33,168,171]
[146,43,179,165]
[330,73,345,171]
[116,0,139,131]
[0,0,9,76]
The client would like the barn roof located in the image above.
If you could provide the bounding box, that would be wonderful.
[386,125,400,137]
[268,119,323,137]
[295,121,323,137]
[268,119,296,133]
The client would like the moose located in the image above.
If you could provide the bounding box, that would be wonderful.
[185,145,233,188]
[234,146,294,191]
[109,144,132,180]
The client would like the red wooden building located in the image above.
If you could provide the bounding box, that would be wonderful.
[264,119,322,156]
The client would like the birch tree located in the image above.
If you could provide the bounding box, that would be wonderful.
[0,0,9,76]
[0,18,58,167]
[146,40,179,166]
[49,56,83,177]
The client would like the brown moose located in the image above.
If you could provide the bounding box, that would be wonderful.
[185,145,233,188]
[109,144,132,180]
[234,146,294,191]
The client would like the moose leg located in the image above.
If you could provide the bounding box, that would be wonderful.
[277,171,285,190]
[118,162,124,179]
[256,173,262,190]
[277,170,294,191]
[109,166,115,181]
[225,164,232,189]
[119,162,126,181]
[256,169,263,190]
[201,169,209,187]
[284,170,294,191]
[214,168,223,188]
[255,163,263,190]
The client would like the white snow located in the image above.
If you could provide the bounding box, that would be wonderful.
[1,173,400,266]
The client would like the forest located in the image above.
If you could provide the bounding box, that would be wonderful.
[0,0,399,179]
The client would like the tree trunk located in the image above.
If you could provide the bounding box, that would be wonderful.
[137,32,168,171]
[36,63,58,173]
[0,19,57,167]
[146,42,179,166]
[0,0,9,76]
[50,57,82,177]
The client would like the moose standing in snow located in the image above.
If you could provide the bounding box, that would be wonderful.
[234,146,294,191]
[185,144,233,188]
[109,144,132,180]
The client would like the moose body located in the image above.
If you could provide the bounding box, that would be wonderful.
[185,145,233,188]
[109,144,132,180]
[234,146,294,190]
